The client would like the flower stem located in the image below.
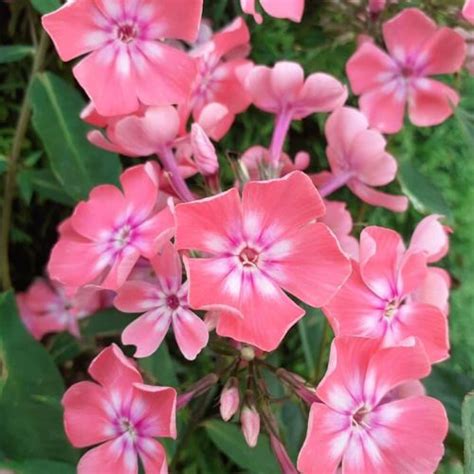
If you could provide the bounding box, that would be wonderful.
[318,171,353,198]
[313,317,331,383]
[268,109,293,177]
[0,30,49,290]
[156,147,195,202]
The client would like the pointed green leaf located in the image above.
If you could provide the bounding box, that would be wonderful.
[0,45,34,64]
[463,391,474,472]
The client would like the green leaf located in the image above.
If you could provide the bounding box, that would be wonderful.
[29,0,60,14]
[0,155,6,175]
[80,308,133,337]
[463,391,474,473]
[204,420,280,474]
[0,291,78,463]
[30,72,122,201]
[398,161,452,221]
[139,341,178,387]
[26,169,76,206]
[16,170,34,204]
[0,45,34,64]
[0,459,75,474]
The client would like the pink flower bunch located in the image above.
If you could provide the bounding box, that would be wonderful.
[32,1,467,472]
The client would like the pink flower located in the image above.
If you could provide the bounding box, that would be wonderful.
[17,278,101,339]
[220,377,240,421]
[114,242,208,360]
[320,201,359,260]
[240,0,305,23]
[174,171,351,351]
[464,0,474,23]
[241,404,261,447]
[297,336,448,473]
[323,226,449,363]
[183,18,253,133]
[63,344,176,474]
[311,106,408,212]
[190,123,219,177]
[42,0,203,116]
[48,163,175,292]
[346,8,466,133]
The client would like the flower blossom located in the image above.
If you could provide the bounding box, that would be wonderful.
[48,163,175,292]
[346,8,466,133]
[311,106,408,212]
[297,336,448,473]
[175,171,351,351]
[114,242,208,360]
[323,226,449,363]
[42,0,203,116]
[16,278,101,339]
[63,344,176,474]
[464,0,474,23]
[240,0,305,23]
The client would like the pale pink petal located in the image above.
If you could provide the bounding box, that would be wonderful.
[121,309,172,358]
[346,43,395,95]
[297,403,350,474]
[341,428,383,473]
[409,215,450,263]
[77,437,138,474]
[396,251,428,297]
[149,241,182,293]
[88,344,142,391]
[197,103,234,141]
[349,181,409,213]
[267,222,351,307]
[408,79,459,127]
[100,246,141,291]
[24,278,57,312]
[139,439,168,474]
[175,188,242,255]
[172,308,209,360]
[464,0,474,23]
[270,61,305,105]
[42,0,107,61]
[260,0,305,22]
[382,8,437,59]
[114,281,161,313]
[240,0,263,23]
[62,381,114,448]
[87,130,133,155]
[210,17,250,59]
[411,267,450,314]
[245,66,279,113]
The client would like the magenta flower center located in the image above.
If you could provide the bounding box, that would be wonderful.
[239,247,259,267]
[166,294,180,310]
[119,417,138,440]
[117,24,138,43]
[351,406,370,428]
[113,224,133,249]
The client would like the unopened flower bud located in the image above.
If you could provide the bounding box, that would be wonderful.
[368,0,386,14]
[240,345,255,362]
[220,377,240,421]
[241,404,260,448]
[270,433,298,474]
[177,373,218,410]
[190,123,219,176]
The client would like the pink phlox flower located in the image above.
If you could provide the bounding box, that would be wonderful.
[62,344,176,474]
[346,8,466,133]
[464,0,474,23]
[47,163,175,293]
[240,0,305,24]
[297,336,448,473]
[311,106,408,212]
[174,171,351,351]
[42,0,204,116]
[323,225,449,363]
[114,242,209,360]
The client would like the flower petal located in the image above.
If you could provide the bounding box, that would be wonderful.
[172,308,209,360]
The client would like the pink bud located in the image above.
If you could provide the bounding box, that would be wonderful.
[241,404,260,448]
[368,0,386,14]
[176,373,218,410]
[220,377,240,421]
[270,434,298,474]
[190,123,219,176]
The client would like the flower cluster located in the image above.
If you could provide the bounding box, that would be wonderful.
[17,0,470,472]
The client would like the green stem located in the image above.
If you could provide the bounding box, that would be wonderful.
[0,30,49,290]
[313,317,330,383]
[297,318,315,377]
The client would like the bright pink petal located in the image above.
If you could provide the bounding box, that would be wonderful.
[297,403,349,474]
[409,215,449,263]
[260,0,305,22]
[42,0,107,61]
[100,246,141,291]
[77,437,138,474]
[175,188,242,255]
[149,241,182,293]
[114,281,161,313]
[266,222,351,307]
[24,278,57,312]
[62,381,114,448]
[121,309,172,358]
[408,79,459,127]
[382,8,437,59]
[87,130,133,155]
[346,43,395,95]
[139,439,168,474]
[464,0,474,23]
[197,102,234,141]
[411,267,450,314]
[349,181,409,213]
[210,17,250,59]
[245,65,279,113]
[270,61,305,105]
[172,308,209,360]
[88,344,142,391]
[396,250,427,297]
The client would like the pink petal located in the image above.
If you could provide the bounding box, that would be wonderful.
[87,130,133,156]
[172,308,209,360]
[349,181,409,213]
[409,215,450,263]
[411,267,450,315]
[408,79,459,127]
[62,381,114,448]
[260,0,305,22]
[359,227,405,301]
[270,61,305,105]
[139,439,168,474]
[77,437,138,474]
[131,384,177,438]
[396,250,428,297]
[245,66,279,113]
[421,27,466,75]
[341,429,384,473]
[42,0,107,61]
[346,43,395,95]
[149,241,182,293]
[24,278,57,312]
[464,0,474,23]
[197,102,234,141]
[395,302,449,363]
[121,309,172,358]
[88,344,142,391]
[369,397,448,473]
[359,83,406,134]
[100,246,141,291]
[267,222,351,307]
[175,188,242,255]
[210,17,250,59]
[114,281,161,313]
[382,8,437,59]
[297,403,349,474]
